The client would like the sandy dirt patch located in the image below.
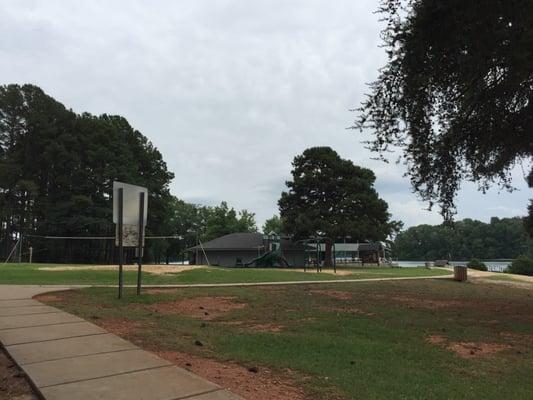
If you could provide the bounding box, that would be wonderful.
[37,264,205,275]
[145,296,246,320]
[467,269,533,286]
[310,290,352,300]
[154,351,305,400]
[447,342,511,358]
[473,278,533,291]
[247,323,284,333]
[426,335,511,358]
[289,268,354,276]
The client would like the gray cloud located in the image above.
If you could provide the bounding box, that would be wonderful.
[1,0,530,228]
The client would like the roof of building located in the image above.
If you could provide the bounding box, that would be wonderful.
[188,233,264,251]
[187,232,309,252]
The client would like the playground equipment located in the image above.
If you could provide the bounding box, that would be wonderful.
[293,236,337,273]
[244,246,291,268]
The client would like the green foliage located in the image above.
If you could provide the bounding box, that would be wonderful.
[355,0,533,223]
[394,217,533,260]
[168,199,257,249]
[467,258,487,271]
[262,215,283,234]
[279,147,399,242]
[0,84,174,263]
[508,255,533,276]
[201,201,257,241]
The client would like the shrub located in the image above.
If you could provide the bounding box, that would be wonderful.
[508,255,533,276]
[467,258,487,271]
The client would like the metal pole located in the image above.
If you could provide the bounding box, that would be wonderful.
[333,243,336,274]
[118,188,124,299]
[136,192,145,296]
[316,238,319,273]
[18,233,22,263]
[304,240,307,272]
[29,246,33,263]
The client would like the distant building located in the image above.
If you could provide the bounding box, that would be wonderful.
[313,241,391,264]
[187,232,307,268]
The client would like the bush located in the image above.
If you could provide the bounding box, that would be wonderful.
[508,255,533,276]
[467,258,487,271]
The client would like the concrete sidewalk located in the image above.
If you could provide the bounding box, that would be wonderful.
[0,285,241,400]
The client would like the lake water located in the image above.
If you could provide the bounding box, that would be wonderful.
[398,260,512,272]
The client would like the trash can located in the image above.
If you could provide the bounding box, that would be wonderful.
[454,265,467,281]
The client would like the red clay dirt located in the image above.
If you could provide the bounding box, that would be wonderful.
[144,296,246,320]
[97,318,151,337]
[33,291,70,302]
[78,315,302,400]
[426,335,511,358]
[154,350,306,400]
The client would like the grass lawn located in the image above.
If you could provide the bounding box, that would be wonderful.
[0,263,449,285]
[40,279,533,400]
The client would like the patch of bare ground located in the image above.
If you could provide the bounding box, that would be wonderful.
[310,290,352,300]
[0,348,37,399]
[144,296,246,320]
[33,290,73,302]
[154,351,306,400]
[425,335,511,358]
[247,323,284,333]
[500,331,533,341]
[96,317,150,337]
[474,278,533,291]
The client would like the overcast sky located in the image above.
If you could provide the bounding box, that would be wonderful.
[1,0,531,228]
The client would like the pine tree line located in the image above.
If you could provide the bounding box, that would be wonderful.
[0,84,174,263]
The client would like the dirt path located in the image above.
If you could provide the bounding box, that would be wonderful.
[466,269,533,282]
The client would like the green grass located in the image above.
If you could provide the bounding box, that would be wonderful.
[0,263,449,285]
[43,279,533,400]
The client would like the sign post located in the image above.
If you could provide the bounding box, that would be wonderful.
[118,188,124,299]
[113,181,148,299]
[136,192,145,295]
